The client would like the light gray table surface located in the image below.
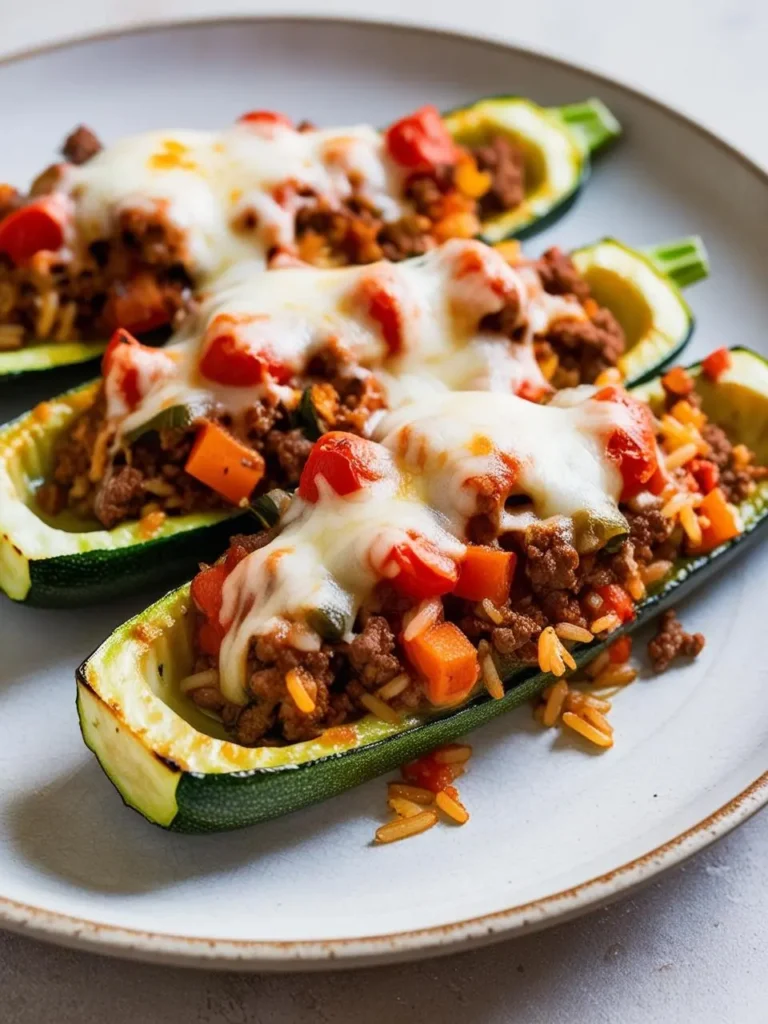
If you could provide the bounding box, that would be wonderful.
[1,1,766,1021]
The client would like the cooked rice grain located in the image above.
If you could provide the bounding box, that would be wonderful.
[375,809,438,844]
[561,711,614,748]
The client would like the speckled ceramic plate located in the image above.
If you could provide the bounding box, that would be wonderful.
[1,16,767,971]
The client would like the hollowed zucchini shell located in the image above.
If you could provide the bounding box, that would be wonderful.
[76,348,768,833]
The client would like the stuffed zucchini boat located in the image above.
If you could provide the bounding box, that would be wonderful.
[76,347,768,832]
[0,235,706,606]
[0,96,618,377]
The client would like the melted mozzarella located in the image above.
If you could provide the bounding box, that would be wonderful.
[218,477,464,703]
[375,390,628,536]
[215,387,631,701]
[63,124,405,278]
[116,240,583,435]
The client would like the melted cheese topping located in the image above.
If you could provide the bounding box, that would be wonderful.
[114,240,583,430]
[218,475,464,703]
[62,123,405,278]
[375,390,627,536]
[215,387,630,703]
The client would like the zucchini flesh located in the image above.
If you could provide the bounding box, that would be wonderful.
[0,236,702,605]
[75,348,768,833]
[572,237,708,386]
[444,96,620,243]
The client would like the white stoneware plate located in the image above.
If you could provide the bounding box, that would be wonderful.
[1,16,767,971]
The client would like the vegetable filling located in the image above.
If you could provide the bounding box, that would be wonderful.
[0,106,543,350]
[181,357,766,747]
[36,239,627,529]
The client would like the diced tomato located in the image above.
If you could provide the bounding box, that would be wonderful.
[102,328,142,409]
[238,110,294,130]
[197,620,225,657]
[224,542,255,572]
[516,378,551,403]
[358,272,405,355]
[105,272,171,335]
[381,534,459,599]
[191,563,231,656]
[102,327,174,412]
[646,463,669,496]
[0,197,67,264]
[595,583,635,623]
[384,105,458,171]
[702,347,732,381]
[594,385,658,500]
[689,457,719,494]
[402,754,457,793]
[298,432,392,503]
[608,635,632,664]
[200,323,292,387]
[191,563,229,622]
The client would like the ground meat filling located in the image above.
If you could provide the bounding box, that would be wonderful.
[648,610,705,673]
[472,136,526,216]
[40,243,617,530]
[0,124,537,349]
[62,125,103,166]
[524,521,580,593]
[186,368,764,747]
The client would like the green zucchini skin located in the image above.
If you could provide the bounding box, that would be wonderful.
[76,348,768,833]
[82,512,767,834]
[443,95,612,244]
[0,341,107,381]
[27,515,248,608]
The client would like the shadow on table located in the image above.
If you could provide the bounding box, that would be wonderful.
[6,754,380,894]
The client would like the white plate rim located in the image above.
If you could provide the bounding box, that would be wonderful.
[1,13,767,970]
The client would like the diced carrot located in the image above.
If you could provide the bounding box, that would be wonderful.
[454,545,516,606]
[185,421,265,505]
[582,297,599,318]
[702,347,732,381]
[404,621,479,706]
[608,635,632,664]
[698,487,741,551]
[661,365,694,397]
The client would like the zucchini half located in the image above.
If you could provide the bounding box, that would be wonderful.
[574,235,708,386]
[76,348,768,833]
[444,96,620,243]
[0,382,244,606]
[0,98,619,381]
[0,235,706,607]
[0,339,108,380]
